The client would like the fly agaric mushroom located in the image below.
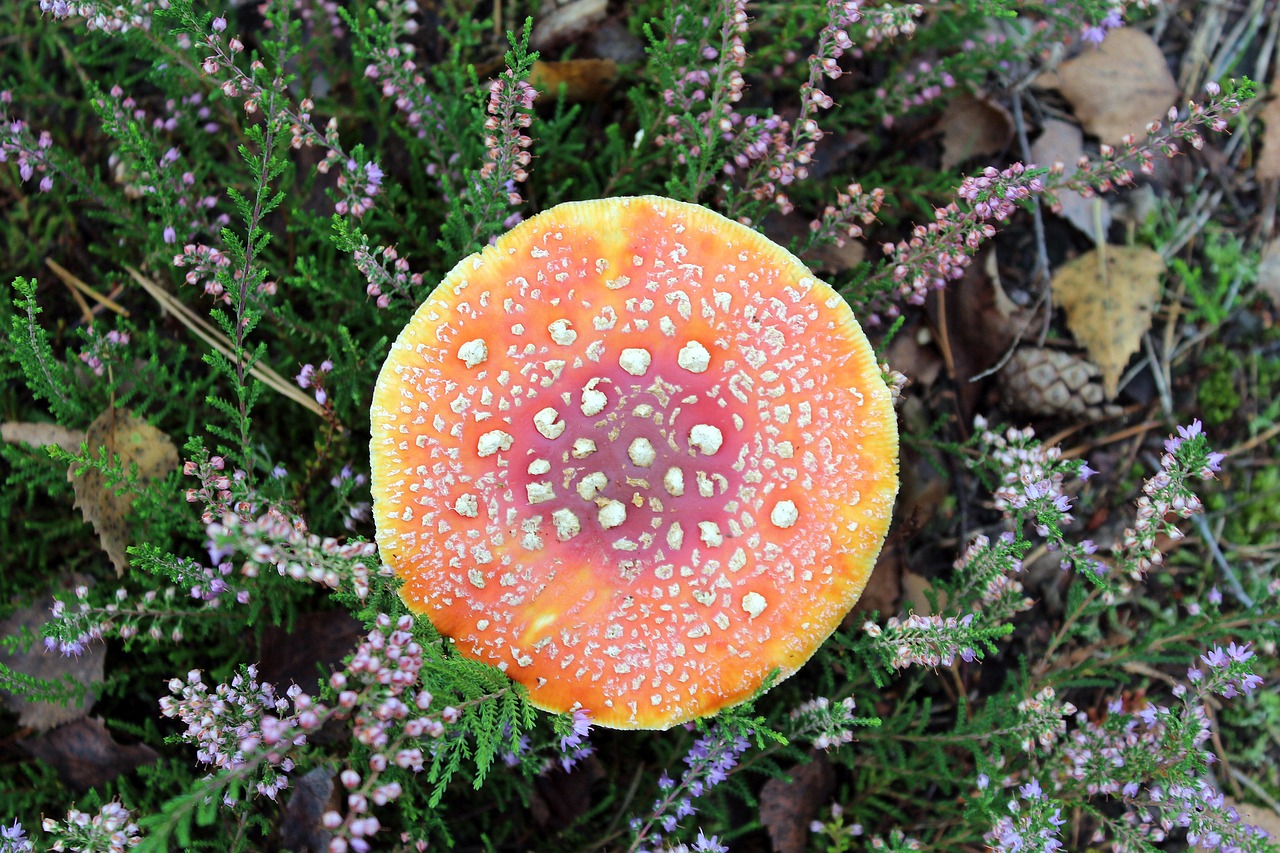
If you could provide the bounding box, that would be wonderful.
[370,196,898,729]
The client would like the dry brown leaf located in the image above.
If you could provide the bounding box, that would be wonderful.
[806,239,867,277]
[926,249,1031,417]
[1053,29,1178,146]
[883,319,944,390]
[1,421,85,453]
[901,571,945,618]
[852,540,903,617]
[69,408,179,576]
[530,0,607,49]
[19,717,157,790]
[281,767,337,853]
[759,753,834,853]
[1051,245,1165,398]
[258,611,364,693]
[1032,119,1112,239]
[1258,237,1280,309]
[1258,97,1280,182]
[529,59,617,102]
[938,94,1014,170]
[0,598,103,731]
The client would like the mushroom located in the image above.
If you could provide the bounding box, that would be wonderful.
[370,196,898,729]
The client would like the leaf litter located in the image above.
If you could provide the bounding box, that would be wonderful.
[1050,245,1166,399]
[68,408,179,577]
[1038,28,1179,146]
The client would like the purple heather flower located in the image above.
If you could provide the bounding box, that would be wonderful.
[1226,641,1254,663]
[1202,646,1230,669]
[1178,420,1204,442]
[1240,672,1264,693]
[1,820,27,840]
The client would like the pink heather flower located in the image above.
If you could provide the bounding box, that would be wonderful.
[212,15,226,31]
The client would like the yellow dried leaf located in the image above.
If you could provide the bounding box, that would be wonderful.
[1051,245,1165,399]
[528,59,617,102]
[1053,29,1178,146]
[69,409,179,577]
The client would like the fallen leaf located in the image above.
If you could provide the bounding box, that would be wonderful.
[759,753,834,853]
[257,611,364,694]
[589,18,647,65]
[530,0,608,49]
[1257,237,1280,309]
[901,571,946,618]
[0,597,102,731]
[883,317,944,390]
[281,767,336,853]
[1051,29,1178,146]
[1259,97,1280,182]
[852,539,904,618]
[938,94,1014,170]
[1207,798,1280,848]
[69,408,180,576]
[1111,184,1160,233]
[925,249,1032,417]
[19,716,157,790]
[1051,245,1165,398]
[806,239,867,276]
[1032,119,1112,239]
[1,421,85,453]
[529,59,618,102]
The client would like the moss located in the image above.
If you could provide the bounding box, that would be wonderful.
[1197,345,1243,428]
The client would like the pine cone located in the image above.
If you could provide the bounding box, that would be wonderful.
[999,348,1123,420]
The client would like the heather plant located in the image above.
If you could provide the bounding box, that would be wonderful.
[2,0,1278,850]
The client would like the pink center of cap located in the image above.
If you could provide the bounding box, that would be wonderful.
[494,348,751,576]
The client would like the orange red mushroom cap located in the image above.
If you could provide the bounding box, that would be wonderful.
[370,196,898,729]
